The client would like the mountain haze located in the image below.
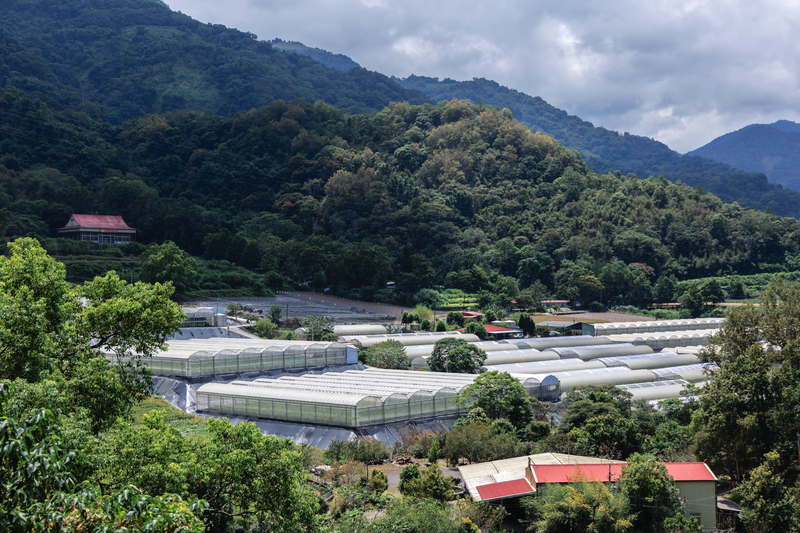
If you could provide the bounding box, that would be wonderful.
[687,120,800,191]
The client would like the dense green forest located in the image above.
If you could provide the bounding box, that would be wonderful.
[395,76,800,217]
[687,120,800,191]
[3,85,800,305]
[0,0,427,123]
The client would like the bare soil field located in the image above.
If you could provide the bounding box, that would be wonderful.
[286,291,414,323]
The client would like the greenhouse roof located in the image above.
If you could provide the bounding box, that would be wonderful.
[197,383,382,406]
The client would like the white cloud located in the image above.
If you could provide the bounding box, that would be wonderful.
[164,0,800,153]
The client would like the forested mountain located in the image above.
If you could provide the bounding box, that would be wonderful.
[4,0,799,218]
[0,0,428,123]
[687,120,800,191]
[395,76,800,217]
[3,85,799,305]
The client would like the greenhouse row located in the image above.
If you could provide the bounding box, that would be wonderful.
[502,336,613,350]
[194,355,716,428]
[540,344,653,361]
[410,348,561,370]
[410,342,654,370]
[195,368,556,427]
[604,329,718,349]
[587,318,724,336]
[295,324,388,339]
[403,340,524,359]
[485,351,702,374]
[619,379,708,402]
[342,332,480,349]
[104,338,357,378]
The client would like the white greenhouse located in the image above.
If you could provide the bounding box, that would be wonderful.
[195,367,555,426]
[618,379,707,402]
[597,352,701,370]
[590,318,724,336]
[502,336,613,350]
[343,332,480,349]
[540,343,653,361]
[104,338,356,378]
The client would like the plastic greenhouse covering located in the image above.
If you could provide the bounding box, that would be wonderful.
[196,368,551,426]
[651,364,718,382]
[617,379,707,401]
[603,330,718,349]
[343,332,479,349]
[502,336,613,350]
[597,352,701,370]
[540,343,653,361]
[543,368,658,390]
[590,318,723,336]
[403,341,517,359]
[295,324,388,339]
[104,338,352,378]
[411,349,555,370]
[485,359,607,374]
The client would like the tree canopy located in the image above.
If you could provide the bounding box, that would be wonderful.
[427,338,487,373]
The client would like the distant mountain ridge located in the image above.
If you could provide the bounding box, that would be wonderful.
[687,121,800,191]
[394,76,800,217]
[269,39,361,71]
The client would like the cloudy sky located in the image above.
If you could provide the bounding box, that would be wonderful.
[164,0,800,153]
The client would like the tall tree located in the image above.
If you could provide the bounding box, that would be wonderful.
[454,371,533,427]
[428,338,486,373]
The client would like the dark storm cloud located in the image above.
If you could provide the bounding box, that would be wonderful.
[165,0,800,152]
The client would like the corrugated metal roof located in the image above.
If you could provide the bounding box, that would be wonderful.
[476,479,534,501]
[532,462,717,484]
[532,464,624,484]
[667,462,718,481]
[61,214,134,230]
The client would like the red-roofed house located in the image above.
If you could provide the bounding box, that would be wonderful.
[455,324,523,340]
[57,214,136,244]
[468,459,718,532]
[525,462,717,532]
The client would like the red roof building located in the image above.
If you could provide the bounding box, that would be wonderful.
[526,462,718,531]
[476,479,534,501]
[470,460,718,531]
[57,214,136,244]
[455,323,523,340]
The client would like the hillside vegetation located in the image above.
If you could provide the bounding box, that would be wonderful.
[3,86,799,305]
[396,76,800,217]
[0,0,427,123]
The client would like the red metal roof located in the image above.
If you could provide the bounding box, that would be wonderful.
[476,479,534,500]
[455,325,515,333]
[461,311,485,317]
[484,325,514,332]
[665,462,717,482]
[59,214,134,230]
[531,462,716,485]
[532,464,624,484]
